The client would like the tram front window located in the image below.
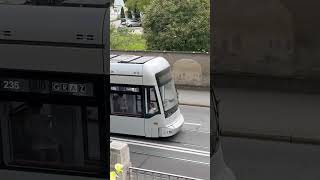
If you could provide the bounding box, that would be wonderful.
[157,68,179,118]
[0,101,96,167]
[158,79,178,114]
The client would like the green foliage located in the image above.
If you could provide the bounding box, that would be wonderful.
[125,0,151,12]
[127,10,133,19]
[134,9,141,19]
[110,25,146,51]
[143,0,210,52]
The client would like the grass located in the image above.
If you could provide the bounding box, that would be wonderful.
[111,26,147,51]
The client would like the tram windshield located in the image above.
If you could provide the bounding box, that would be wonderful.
[156,68,179,118]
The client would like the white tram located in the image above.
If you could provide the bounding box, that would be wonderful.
[110,54,184,138]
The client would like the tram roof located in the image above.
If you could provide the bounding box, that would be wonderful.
[109,54,156,64]
[110,54,169,77]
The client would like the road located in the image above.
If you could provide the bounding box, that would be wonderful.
[111,105,210,180]
[222,136,320,180]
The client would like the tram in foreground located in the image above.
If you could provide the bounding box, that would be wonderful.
[110,54,184,138]
[0,0,109,178]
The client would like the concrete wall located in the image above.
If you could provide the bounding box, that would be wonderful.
[111,50,210,87]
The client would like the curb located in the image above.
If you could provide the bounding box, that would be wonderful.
[221,131,320,145]
[179,103,210,108]
[176,85,209,91]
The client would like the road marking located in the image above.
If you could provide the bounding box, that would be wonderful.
[111,137,210,157]
[182,128,211,134]
[184,122,201,126]
[132,151,210,166]
[182,143,210,150]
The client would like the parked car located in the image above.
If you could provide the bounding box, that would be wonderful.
[120,18,126,25]
[126,19,141,27]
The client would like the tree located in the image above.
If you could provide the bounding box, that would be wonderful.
[120,7,125,18]
[143,0,210,52]
[134,9,141,19]
[127,10,133,19]
[125,0,151,12]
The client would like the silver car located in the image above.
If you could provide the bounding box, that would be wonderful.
[126,19,141,27]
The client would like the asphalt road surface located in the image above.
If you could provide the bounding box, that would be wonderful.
[222,136,320,180]
[111,105,211,180]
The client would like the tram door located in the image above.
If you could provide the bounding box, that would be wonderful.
[110,85,145,136]
[0,71,107,178]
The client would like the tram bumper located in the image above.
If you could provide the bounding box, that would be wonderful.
[159,114,184,137]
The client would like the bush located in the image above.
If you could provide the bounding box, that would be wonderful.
[143,0,210,52]
[110,25,146,51]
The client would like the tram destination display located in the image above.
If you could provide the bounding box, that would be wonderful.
[0,78,94,97]
[51,81,94,97]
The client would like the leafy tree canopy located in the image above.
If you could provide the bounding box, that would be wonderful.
[125,0,151,12]
[143,0,210,52]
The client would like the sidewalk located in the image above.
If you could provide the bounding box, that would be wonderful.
[177,89,210,107]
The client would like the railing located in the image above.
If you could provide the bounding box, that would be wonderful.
[128,167,204,180]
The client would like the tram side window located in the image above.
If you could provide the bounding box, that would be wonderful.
[86,107,100,160]
[110,85,142,117]
[146,87,159,116]
[0,101,85,167]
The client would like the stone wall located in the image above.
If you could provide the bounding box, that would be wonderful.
[111,50,210,87]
